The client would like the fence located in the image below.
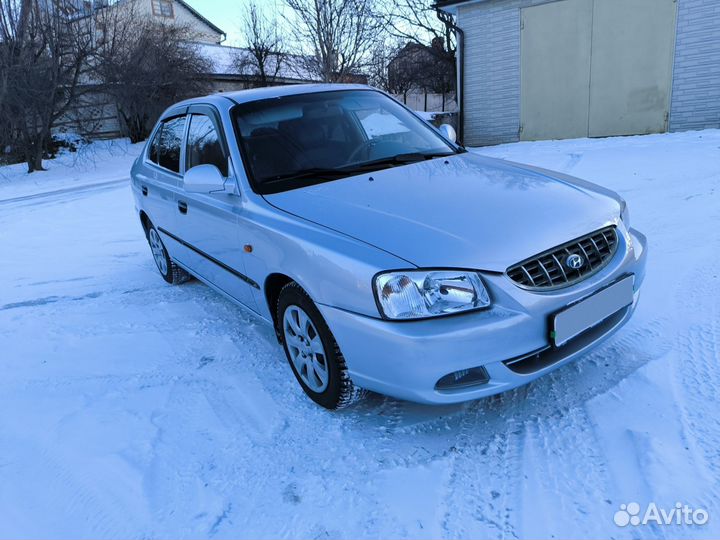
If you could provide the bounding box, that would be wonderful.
[392,91,457,113]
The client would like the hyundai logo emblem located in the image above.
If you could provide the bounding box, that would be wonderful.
[566,253,585,270]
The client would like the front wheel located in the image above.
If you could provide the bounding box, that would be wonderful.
[277,282,364,409]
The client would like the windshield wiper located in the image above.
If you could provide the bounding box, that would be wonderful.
[261,152,456,184]
[262,167,351,183]
[339,152,455,173]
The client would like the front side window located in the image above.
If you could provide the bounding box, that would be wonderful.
[186,114,228,176]
[157,116,186,173]
[233,90,458,194]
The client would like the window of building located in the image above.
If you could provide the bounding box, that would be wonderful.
[152,0,174,18]
[186,114,228,176]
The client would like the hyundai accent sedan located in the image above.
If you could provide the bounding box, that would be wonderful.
[131,84,647,409]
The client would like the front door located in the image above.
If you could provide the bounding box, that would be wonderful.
[173,106,258,311]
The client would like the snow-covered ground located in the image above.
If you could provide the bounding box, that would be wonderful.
[1,130,719,539]
[0,139,143,201]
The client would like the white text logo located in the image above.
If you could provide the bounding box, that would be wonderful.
[614,502,709,527]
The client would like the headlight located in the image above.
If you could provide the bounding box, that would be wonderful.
[374,270,491,320]
[620,200,630,227]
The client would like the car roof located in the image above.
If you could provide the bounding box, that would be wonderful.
[167,83,375,114]
[222,83,372,104]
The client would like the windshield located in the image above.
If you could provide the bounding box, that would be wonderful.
[233,90,460,194]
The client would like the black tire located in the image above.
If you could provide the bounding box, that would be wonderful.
[277,282,365,409]
[145,222,191,285]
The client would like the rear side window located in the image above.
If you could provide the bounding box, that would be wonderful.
[186,114,227,176]
[153,116,186,173]
[149,128,161,164]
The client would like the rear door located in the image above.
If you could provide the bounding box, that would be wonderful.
[139,114,186,248]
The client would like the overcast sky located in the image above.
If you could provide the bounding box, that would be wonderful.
[183,0,293,46]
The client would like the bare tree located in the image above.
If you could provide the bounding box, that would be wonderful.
[376,0,455,57]
[283,0,381,82]
[235,2,286,87]
[94,19,211,143]
[0,0,97,172]
[366,38,402,92]
[376,0,457,89]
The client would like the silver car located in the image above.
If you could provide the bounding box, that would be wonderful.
[131,84,647,409]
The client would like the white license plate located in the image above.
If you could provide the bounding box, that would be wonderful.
[551,275,634,347]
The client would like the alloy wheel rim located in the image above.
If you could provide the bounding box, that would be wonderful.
[283,305,329,393]
[148,229,168,275]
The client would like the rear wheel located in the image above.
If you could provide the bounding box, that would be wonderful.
[145,223,190,285]
[277,282,364,409]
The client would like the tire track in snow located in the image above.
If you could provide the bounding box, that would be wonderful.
[436,319,668,539]
[0,435,140,538]
[131,291,368,538]
[0,177,128,206]
[503,338,614,539]
[671,260,720,520]
[440,402,525,539]
[520,409,616,538]
[140,375,260,538]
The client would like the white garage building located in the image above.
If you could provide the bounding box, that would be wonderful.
[437,0,720,145]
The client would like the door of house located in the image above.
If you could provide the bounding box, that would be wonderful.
[520,0,677,141]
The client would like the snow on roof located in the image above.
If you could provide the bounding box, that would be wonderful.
[196,43,322,83]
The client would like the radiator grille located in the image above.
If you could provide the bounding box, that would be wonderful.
[506,227,618,289]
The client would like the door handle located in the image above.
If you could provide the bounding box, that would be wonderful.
[178,200,188,214]
[141,185,148,196]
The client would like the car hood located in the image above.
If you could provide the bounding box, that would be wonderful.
[264,152,622,272]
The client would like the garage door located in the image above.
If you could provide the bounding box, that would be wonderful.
[588,0,677,137]
[520,0,593,141]
[520,0,677,141]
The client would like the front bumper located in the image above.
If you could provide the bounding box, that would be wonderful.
[318,226,648,404]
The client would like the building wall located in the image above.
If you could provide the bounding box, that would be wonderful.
[669,0,720,131]
[131,0,224,44]
[458,0,550,146]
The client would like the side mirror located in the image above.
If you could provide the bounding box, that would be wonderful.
[184,164,225,194]
[438,124,457,143]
